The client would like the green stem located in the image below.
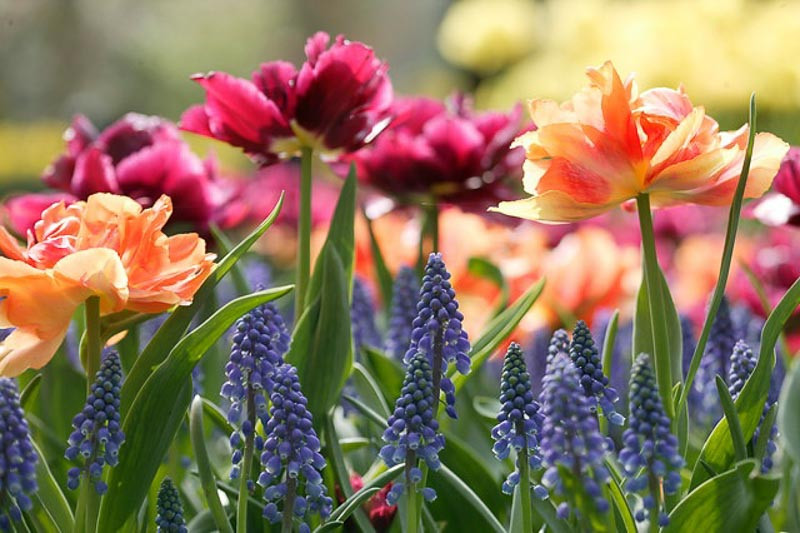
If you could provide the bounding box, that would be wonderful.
[77,296,102,533]
[236,388,256,533]
[648,471,661,533]
[281,477,297,533]
[427,201,439,253]
[406,454,419,533]
[295,146,313,323]
[635,194,674,419]
[517,424,533,533]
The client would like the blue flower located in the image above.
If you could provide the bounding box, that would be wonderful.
[380,351,445,505]
[385,266,420,360]
[547,329,569,365]
[65,350,125,495]
[619,354,683,526]
[491,343,546,497]
[539,353,610,517]
[680,314,696,378]
[693,297,736,426]
[728,340,777,473]
[0,378,38,530]
[221,302,290,482]
[568,321,623,425]
[352,276,382,353]
[155,477,187,532]
[258,364,332,527]
[404,253,470,419]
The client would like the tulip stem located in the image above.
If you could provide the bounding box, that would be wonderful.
[635,194,674,420]
[295,146,313,323]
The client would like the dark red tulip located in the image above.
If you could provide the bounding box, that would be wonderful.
[350,94,526,212]
[32,113,222,231]
[181,32,392,165]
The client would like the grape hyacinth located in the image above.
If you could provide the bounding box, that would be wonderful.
[380,351,444,505]
[680,314,697,378]
[0,378,38,530]
[352,276,382,353]
[155,478,187,532]
[568,321,624,425]
[619,354,683,527]
[728,340,777,473]
[693,296,737,426]
[65,350,125,495]
[547,329,569,365]
[384,266,420,360]
[404,253,471,419]
[258,363,332,530]
[491,343,546,497]
[221,302,290,482]
[539,353,610,519]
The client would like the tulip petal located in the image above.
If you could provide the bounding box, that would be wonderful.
[0,327,70,377]
[53,249,129,314]
[490,189,619,223]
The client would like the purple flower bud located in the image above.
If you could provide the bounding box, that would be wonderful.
[64,350,124,494]
[569,321,623,425]
[0,378,38,524]
[155,478,187,532]
[385,266,420,359]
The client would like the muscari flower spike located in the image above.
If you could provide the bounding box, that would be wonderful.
[258,364,332,530]
[384,266,420,360]
[404,253,470,419]
[491,343,547,497]
[0,378,38,531]
[539,353,610,518]
[693,296,737,425]
[65,350,125,495]
[155,477,187,533]
[221,302,290,482]
[569,321,624,425]
[619,354,684,527]
[728,340,778,473]
[352,276,382,353]
[381,351,444,505]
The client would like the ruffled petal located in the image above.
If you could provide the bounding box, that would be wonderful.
[490,190,619,223]
[0,327,70,377]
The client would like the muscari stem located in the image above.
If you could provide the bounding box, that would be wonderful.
[648,470,661,533]
[236,387,256,533]
[517,421,533,533]
[78,296,102,533]
[281,478,297,533]
[295,146,314,323]
[635,194,675,420]
[406,451,419,533]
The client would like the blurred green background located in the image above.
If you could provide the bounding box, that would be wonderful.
[2,0,799,186]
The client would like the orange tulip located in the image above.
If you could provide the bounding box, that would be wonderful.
[492,61,789,223]
[0,193,215,376]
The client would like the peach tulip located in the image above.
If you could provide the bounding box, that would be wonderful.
[492,61,789,223]
[0,193,215,375]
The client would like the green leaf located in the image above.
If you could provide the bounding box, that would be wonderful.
[467,256,509,317]
[286,173,356,420]
[314,520,345,533]
[99,286,292,531]
[472,395,502,420]
[439,431,506,517]
[601,310,619,382]
[122,193,284,412]
[451,278,545,392]
[605,460,636,533]
[340,437,371,453]
[20,373,41,409]
[691,277,800,489]
[351,362,390,418]
[716,375,748,462]
[342,394,389,429]
[362,347,404,403]
[324,414,375,533]
[779,359,800,464]
[31,440,74,533]
[434,464,506,533]
[362,205,393,310]
[679,95,758,418]
[190,396,234,533]
[200,396,235,435]
[531,498,574,533]
[666,460,779,532]
[209,224,251,297]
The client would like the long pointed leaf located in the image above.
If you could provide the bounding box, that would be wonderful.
[435,465,505,533]
[122,193,284,412]
[31,440,74,532]
[99,286,292,531]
